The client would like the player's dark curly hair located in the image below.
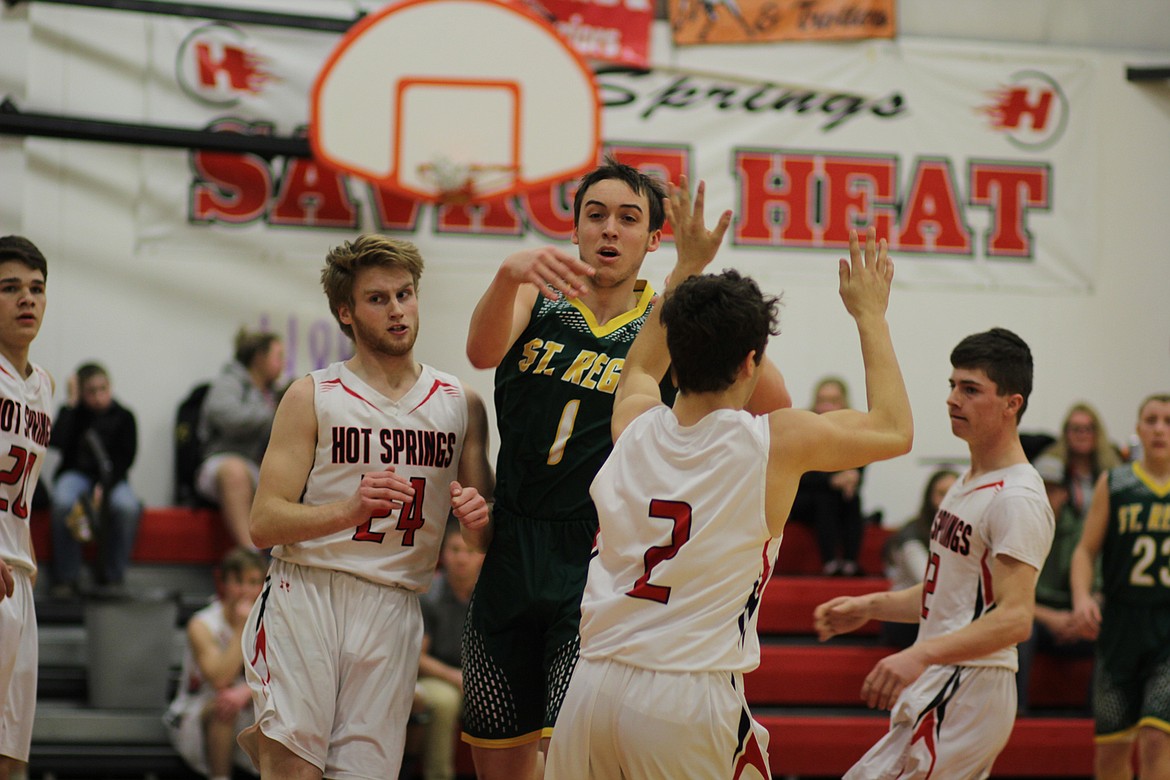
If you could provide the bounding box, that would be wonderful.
[572,156,667,232]
[661,270,781,394]
[0,235,48,278]
[949,327,1033,422]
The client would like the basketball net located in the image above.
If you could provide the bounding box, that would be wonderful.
[417,157,522,204]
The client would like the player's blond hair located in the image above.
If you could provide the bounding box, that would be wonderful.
[321,234,425,339]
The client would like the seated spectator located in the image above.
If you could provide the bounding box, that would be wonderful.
[1038,402,1122,520]
[48,362,142,599]
[789,376,867,575]
[880,468,958,648]
[196,329,284,550]
[1015,454,1095,714]
[164,547,266,780]
[415,520,485,780]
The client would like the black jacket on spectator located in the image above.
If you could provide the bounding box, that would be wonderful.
[50,400,138,487]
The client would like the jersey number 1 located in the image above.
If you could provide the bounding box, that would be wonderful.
[627,499,693,605]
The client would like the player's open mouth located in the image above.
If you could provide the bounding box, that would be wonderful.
[598,248,619,260]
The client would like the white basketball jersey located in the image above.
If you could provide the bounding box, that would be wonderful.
[273,362,467,592]
[168,599,237,713]
[580,406,779,673]
[0,356,52,574]
[917,462,1053,669]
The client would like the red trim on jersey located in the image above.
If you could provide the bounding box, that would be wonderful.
[319,377,381,412]
[979,548,995,605]
[756,539,774,599]
[249,621,270,686]
[732,725,770,779]
[971,479,1005,492]
[407,378,460,414]
[905,709,939,778]
[0,363,12,379]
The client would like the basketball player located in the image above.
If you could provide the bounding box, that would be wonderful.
[238,235,493,780]
[545,180,912,777]
[814,327,1055,779]
[1070,393,1170,780]
[461,160,790,779]
[0,235,53,780]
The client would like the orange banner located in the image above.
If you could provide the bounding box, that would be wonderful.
[669,0,895,45]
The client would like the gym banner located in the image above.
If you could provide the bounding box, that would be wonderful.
[537,0,656,66]
[667,0,896,46]
[125,18,1095,292]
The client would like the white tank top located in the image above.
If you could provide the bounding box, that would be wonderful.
[580,406,779,672]
[167,599,237,713]
[273,362,467,592]
[918,462,1053,669]
[0,357,52,574]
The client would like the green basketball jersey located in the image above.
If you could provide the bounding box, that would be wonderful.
[493,281,670,522]
[1100,462,1170,606]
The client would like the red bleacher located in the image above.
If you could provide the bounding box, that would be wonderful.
[31,508,1094,777]
[31,506,235,564]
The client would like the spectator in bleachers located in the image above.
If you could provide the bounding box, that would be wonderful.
[164,546,266,780]
[195,328,284,551]
[48,362,142,600]
[414,519,485,780]
[1037,402,1122,521]
[1015,453,1095,714]
[790,376,868,575]
[880,468,958,648]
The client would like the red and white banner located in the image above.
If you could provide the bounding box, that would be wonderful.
[131,19,1096,293]
[538,0,655,66]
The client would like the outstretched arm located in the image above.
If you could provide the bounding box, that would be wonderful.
[612,178,730,441]
[771,228,913,476]
[856,554,1037,710]
[466,248,595,369]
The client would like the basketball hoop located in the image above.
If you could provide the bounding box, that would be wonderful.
[417,158,522,204]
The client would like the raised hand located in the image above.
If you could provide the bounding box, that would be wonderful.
[839,226,893,321]
[500,246,595,301]
[662,175,732,288]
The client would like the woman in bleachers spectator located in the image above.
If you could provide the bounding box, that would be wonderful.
[789,376,868,575]
[879,468,958,648]
[195,329,284,551]
[1038,402,1122,520]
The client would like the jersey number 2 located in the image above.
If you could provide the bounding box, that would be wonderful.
[627,499,693,605]
[353,476,427,546]
[921,552,941,618]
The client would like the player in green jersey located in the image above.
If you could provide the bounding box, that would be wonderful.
[461,159,789,779]
[1071,393,1170,780]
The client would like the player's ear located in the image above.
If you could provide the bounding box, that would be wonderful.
[1005,392,1023,418]
[739,350,758,380]
[646,228,662,253]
